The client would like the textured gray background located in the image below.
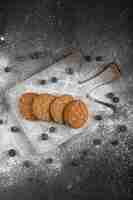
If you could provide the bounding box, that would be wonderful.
[0,0,132,199]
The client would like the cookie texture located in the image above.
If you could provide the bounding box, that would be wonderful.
[18,92,39,120]
[63,100,90,128]
[32,93,56,121]
[50,95,74,124]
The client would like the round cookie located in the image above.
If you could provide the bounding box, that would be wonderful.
[18,92,39,120]
[50,95,74,124]
[63,100,90,128]
[32,93,56,121]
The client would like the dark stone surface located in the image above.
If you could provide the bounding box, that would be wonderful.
[0,0,132,200]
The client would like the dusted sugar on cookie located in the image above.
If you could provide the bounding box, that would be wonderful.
[32,93,57,121]
[18,92,39,120]
[63,100,91,128]
[50,95,74,124]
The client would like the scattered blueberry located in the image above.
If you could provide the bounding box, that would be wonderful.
[39,79,47,85]
[106,92,114,99]
[8,149,16,157]
[112,97,119,103]
[45,158,53,164]
[94,115,102,121]
[86,94,89,98]
[41,133,49,140]
[30,51,42,59]
[4,67,11,73]
[71,159,79,166]
[95,56,103,61]
[28,177,34,182]
[93,139,102,146]
[50,76,58,83]
[15,55,26,62]
[23,160,31,168]
[80,150,88,160]
[84,55,92,62]
[49,126,56,133]
[10,126,20,132]
[0,119,3,124]
[65,67,74,75]
[110,139,119,146]
[117,125,127,132]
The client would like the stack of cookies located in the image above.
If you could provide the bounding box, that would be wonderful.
[18,92,92,129]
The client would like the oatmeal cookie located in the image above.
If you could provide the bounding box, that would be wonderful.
[50,94,74,124]
[18,92,39,120]
[63,100,90,128]
[32,93,56,121]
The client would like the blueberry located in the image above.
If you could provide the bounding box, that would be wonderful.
[86,94,89,98]
[71,159,79,166]
[46,158,53,164]
[23,160,31,168]
[41,133,49,140]
[80,150,88,160]
[4,67,11,73]
[82,150,88,156]
[112,97,119,103]
[84,55,92,62]
[95,56,103,61]
[49,126,56,133]
[94,115,102,121]
[30,51,42,59]
[15,55,25,62]
[39,79,47,85]
[50,77,58,83]
[93,139,102,146]
[8,149,16,157]
[0,119,3,124]
[10,126,20,132]
[106,92,114,99]
[117,125,127,132]
[110,140,119,146]
[65,67,74,75]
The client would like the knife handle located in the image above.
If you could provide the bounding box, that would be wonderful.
[78,62,121,91]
